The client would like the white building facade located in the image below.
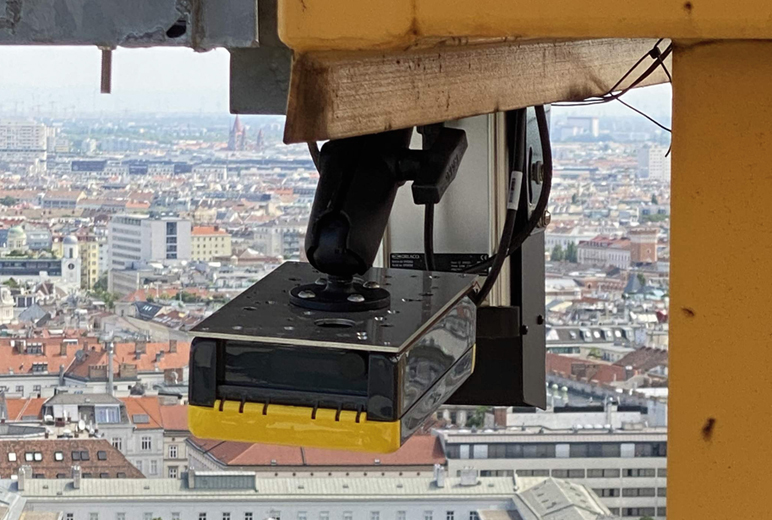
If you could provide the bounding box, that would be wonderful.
[439,427,667,519]
[108,215,192,270]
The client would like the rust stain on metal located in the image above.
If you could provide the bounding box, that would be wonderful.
[701,417,716,441]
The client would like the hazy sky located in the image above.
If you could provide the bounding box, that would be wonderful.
[0,46,672,119]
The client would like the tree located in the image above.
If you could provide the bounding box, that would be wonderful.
[565,242,578,263]
[641,213,668,223]
[0,196,16,207]
[651,194,659,204]
[465,406,489,428]
[637,273,647,287]
[2,278,18,288]
[93,275,108,292]
[551,244,565,262]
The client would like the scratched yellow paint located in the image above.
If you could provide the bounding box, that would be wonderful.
[279,0,772,51]
[669,41,772,519]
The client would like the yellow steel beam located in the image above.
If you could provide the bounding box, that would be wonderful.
[279,0,772,52]
[669,40,772,518]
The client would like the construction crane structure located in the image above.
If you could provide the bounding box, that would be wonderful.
[2,0,768,517]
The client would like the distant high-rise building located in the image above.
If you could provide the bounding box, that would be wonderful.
[255,128,264,151]
[629,228,659,264]
[227,115,247,151]
[0,120,47,170]
[108,214,192,271]
[637,146,671,181]
[564,116,600,138]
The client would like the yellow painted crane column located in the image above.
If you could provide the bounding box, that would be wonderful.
[669,40,772,519]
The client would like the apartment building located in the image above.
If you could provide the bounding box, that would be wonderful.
[16,470,613,520]
[438,424,667,519]
[108,214,191,271]
[0,120,47,168]
[191,226,232,262]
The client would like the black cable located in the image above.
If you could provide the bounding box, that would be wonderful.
[469,105,553,300]
[424,204,436,271]
[616,98,672,133]
[308,142,321,171]
[472,196,517,305]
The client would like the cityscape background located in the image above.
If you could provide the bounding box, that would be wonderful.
[0,47,672,520]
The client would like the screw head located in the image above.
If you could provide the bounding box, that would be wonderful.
[347,294,365,303]
[314,277,327,286]
[298,290,316,299]
[363,281,380,289]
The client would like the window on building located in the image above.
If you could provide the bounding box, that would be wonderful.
[65,514,73,520]
[487,444,506,458]
[90,514,99,520]
[143,514,152,520]
[136,460,143,473]
[657,487,667,497]
[445,445,460,458]
[469,513,480,520]
[141,436,152,451]
[297,513,307,520]
[657,467,667,477]
[446,512,454,520]
[657,507,667,517]
[592,488,621,498]
[622,487,656,497]
[245,514,253,520]
[223,513,231,520]
[7,453,16,462]
[551,469,568,478]
[97,451,107,461]
[172,514,181,520]
[15,385,23,394]
[607,509,619,516]
[270,512,281,520]
[168,466,178,479]
[342,513,352,520]
[568,469,585,478]
[522,444,555,458]
[150,460,158,475]
[199,513,207,520]
[80,451,89,461]
[167,222,177,235]
[516,470,550,477]
[621,508,655,517]
[423,512,432,520]
[370,513,379,520]
[24,452,33,462]
[32,385,41,393]
[623,468,656,478]
[99,473,109,479]
[397,512,406,520]
[54,452,64,461]
[111,438,123,452]
[635,442,668,457]
[116,514,126,520]
[169,445,178,458]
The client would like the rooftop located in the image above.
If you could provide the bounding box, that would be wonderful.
[0,439,143,479]
[19,474,516,499]
[512,477,611,520]
[188,434,445,468]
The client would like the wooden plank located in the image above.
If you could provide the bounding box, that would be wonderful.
[283,38,670,143]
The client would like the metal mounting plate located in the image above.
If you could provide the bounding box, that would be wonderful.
[191,261,478,353]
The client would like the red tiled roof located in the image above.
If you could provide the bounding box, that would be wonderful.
[159,404,188,431]
[188,435,444,467]
[0,439,143,479]
[65,341,190,379]
[0,339,87,376]
[546,353,628,384]
[192,226,229,236]
[120,397,163,429]
[5,397,46,421]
